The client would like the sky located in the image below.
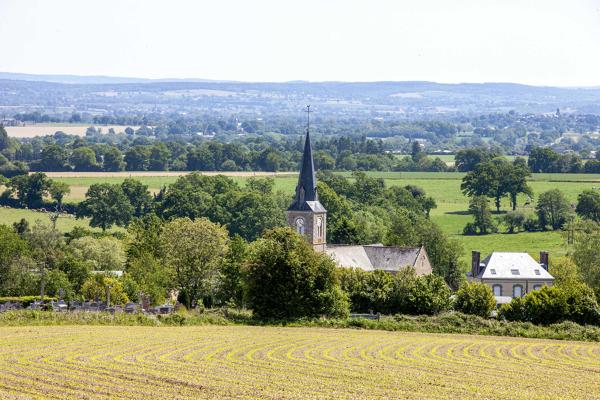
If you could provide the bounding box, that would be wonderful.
[1,0,600,86]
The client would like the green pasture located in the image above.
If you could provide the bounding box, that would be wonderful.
[7,171,597,265]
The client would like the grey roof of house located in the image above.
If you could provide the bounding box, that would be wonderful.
[326,244,426,273]
[474,252,554,280]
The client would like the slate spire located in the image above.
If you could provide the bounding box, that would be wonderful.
[288,106,322,211]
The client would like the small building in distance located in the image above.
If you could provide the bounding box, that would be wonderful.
[467,251,554,304]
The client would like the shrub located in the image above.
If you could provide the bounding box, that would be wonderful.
[337,268,394,313]
[80,274,129,305]
[523,215,539,232]
[454,282,496,317]
[499,284,600,326]
[405,274,452,315]
[245,228,349,319]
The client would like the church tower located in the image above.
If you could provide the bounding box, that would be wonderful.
[286,106,327,252]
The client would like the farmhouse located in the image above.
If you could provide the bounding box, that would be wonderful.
[286,126,432,276]
[467,251,554,304]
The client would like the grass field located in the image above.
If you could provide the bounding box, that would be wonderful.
[0,325,598,399]
[7,171,600,264]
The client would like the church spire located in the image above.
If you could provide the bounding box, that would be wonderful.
[286,106,327,251]
[288,105,323,211]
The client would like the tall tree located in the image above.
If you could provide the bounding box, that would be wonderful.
[576,190,600,222]
[161,217,229,308]
[77,183,133,231]
[245,227,349,319]
[536,189,572,230]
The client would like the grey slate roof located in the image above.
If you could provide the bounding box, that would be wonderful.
[472,252,554,280]
[288,130,326,212]
[326,244,429,274]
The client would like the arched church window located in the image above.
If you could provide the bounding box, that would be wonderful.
[295,217,305,235]
[299,187,305,203]
[316,217,323,238]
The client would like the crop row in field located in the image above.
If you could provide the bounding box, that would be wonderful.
[0,325,598,399]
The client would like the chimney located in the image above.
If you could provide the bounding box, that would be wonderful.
[471,251,481,278]
[540,251,549,271]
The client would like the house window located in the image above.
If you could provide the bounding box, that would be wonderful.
[490,269,496,275]
[295,217,305,235]
[533,284,542,291]
[492,284,502,296]
[316,217,323,238]
[534,270,541,275]
[513,285,523,298]
[510,269,520,275]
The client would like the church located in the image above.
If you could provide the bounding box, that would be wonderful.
[285,123,433,276]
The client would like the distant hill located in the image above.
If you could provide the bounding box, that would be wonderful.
[2,72,600,116]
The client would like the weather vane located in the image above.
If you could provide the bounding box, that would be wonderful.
[305,105,311,134]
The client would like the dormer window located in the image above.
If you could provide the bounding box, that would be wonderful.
[511,269,520,275]
[534,269,541,275]
[490,269,496,275]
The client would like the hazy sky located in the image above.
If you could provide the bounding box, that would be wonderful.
[1,0,600,86]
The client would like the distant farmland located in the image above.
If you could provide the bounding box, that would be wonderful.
[0,325,598,399]
[5,125,140,138]
[9,171,599,264]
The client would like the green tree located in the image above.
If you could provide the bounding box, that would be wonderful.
[216,235,248,307]
[121,178,152,217]
[575,190,600,222]
[70,147,98,171]
[466,195,496,235]
[536,189,572,230]
[405,274,452,315]
[49,181,70,209]
[149,143,171,171]
[454,282,496,317]
[69,236,125,271]
[5,172,54,208]
[572,226,600,291]
[103,146,125,172]
[337,268,394,313]
[161,218,229,308]
[81,274,129,304]
[0,125,9,151]
[77,183,134,231]
[502,161,532,210]
[40,144,68,171]
[0,225,30,294]
[500,210,526,233]
[454,148,499,172]
[461,162,503,211]
[246,227,349,319]
[411,141,425,162]
[125,146,151,171]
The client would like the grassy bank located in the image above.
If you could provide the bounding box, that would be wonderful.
[2,310,599,342]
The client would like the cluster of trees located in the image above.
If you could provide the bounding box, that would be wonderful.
[463,187,600,236]
[461,158,531,212]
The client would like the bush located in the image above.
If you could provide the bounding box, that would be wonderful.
[499,284,600,326]
[454,282,496,317]
[337,268,394,313]
[523,215,539,232]
[80,274,129,305]
[245,228,349,320]
[405,274,452,315]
